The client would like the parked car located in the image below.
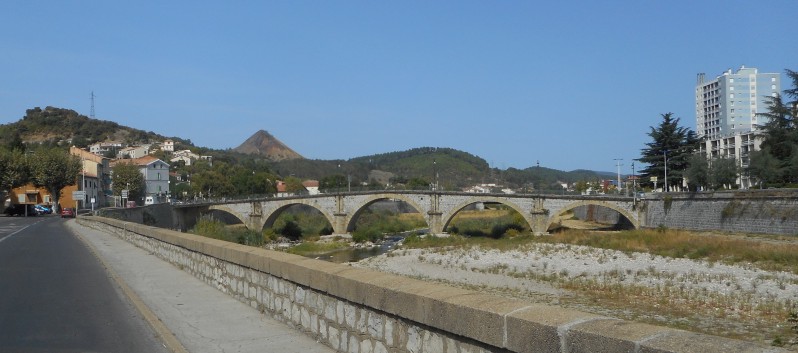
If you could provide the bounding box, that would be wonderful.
[61,208,76,218]
[4,204,37,216]
[34,204,52,215]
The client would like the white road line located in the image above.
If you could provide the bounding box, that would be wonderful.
[0,219,46,244]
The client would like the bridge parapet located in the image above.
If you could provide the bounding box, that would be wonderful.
[78,216,784,353]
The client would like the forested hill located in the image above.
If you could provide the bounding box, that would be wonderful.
[0,106,193,149]
[270,147,614,191]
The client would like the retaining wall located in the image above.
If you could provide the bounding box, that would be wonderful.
[642,192,798,235]
[77,216,785,353]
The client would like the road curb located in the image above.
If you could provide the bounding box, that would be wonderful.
[68,219,190,353]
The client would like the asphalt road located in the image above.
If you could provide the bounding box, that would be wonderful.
[0,215,169,353]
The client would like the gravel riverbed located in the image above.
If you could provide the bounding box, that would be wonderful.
[353,241,798,345]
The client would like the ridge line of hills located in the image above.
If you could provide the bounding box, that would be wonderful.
[0,106,615,190]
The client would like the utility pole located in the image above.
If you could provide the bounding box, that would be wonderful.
[90,91,96,119]
[613,158,623,194]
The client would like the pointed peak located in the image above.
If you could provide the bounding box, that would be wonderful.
[233,130,304,161]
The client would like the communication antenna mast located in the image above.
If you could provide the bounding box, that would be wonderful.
[90,91,96,119]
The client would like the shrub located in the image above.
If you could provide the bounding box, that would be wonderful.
[280,221,303,241]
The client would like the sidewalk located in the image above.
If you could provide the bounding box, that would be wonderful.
[67,220,336,353]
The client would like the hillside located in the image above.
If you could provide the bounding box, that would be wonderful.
[0,106,193,149]
[270,147,612,191]
[1,106,617,192]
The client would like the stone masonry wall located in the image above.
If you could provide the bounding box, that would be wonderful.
[642,193,798,235]
[77,216,787,353]
[572,205,621,225]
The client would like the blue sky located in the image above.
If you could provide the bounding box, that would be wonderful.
[2,1,796,172]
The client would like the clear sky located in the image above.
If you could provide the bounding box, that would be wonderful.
[1,1,796,173]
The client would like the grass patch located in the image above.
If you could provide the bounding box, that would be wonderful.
[190,216,266,246]
[447,207,527,238]
[351,210,427,243]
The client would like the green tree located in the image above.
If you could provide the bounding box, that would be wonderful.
[29,148,81,212]
[684,153,709,191]
[283,176,306,194]
[0,149,31,194]
[574,180,589,194]
[320,174,347,191]
[638,113,700,191]
[112,162,146,203]
[756,69,798,185]
[191,170,234,198]
[748,148,780,187]
[407,177,430,190]
[709,157,739,189]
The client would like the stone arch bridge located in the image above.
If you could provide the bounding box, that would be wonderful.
[173,191,640,235]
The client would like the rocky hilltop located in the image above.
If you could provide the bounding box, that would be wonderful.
[233,130,303,161]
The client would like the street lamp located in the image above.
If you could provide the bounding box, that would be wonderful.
[613,158,623,194]
[432,159,438,191]
[663,149,669,193]
[632,161,637,204]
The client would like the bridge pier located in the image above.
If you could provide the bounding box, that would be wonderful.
[529,211,550,235]
[427,211,444,235]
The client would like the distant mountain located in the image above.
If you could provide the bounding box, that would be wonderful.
[233,130,303,161]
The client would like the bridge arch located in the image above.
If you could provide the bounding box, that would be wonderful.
[262,201,336,234]
[344,193,429,233]
[547,200,639,231]
[441,196,532,234]
[207,204,247,226]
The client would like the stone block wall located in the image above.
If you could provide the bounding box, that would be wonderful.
[642,193,798,235]
[77,216,786,353]
[572,205,621,225]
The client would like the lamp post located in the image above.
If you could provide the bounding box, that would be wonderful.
[632,161,637,205]
[613,158,623,194]
[663,149,669,193]
[433,159,438,191]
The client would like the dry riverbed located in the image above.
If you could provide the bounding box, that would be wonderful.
[353,233,798,347]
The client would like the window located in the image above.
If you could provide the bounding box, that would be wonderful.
[730,93,734,99]
[157,172,161,180]
[772,84,777,90]
[772,77,776,82]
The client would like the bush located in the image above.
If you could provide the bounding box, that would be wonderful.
[352,228,382,243]
[280,221,303,241]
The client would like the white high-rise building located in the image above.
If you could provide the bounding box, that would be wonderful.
[695,66,780,188]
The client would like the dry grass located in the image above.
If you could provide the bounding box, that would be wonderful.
[396,226,798,345]
[535,229,798,274]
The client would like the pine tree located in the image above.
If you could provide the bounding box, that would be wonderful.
[638,113,700,191]
[755,69,798,185]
